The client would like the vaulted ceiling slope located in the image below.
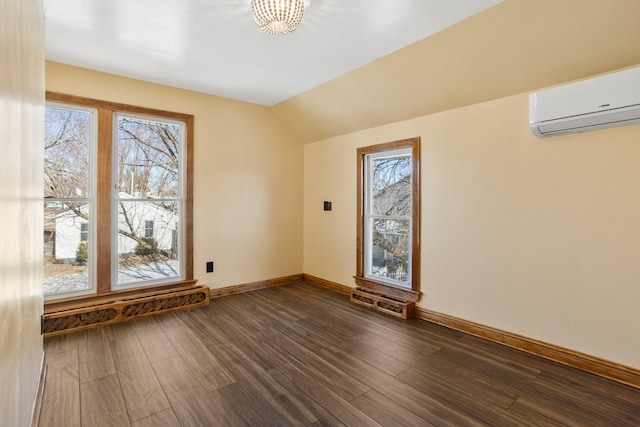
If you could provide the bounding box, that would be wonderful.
[44,0,502,107]
[273,0,640,144]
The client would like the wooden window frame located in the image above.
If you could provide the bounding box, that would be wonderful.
[355,137,421,302]
[45,92,195,307]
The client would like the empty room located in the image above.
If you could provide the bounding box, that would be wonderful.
[2,0,640,426]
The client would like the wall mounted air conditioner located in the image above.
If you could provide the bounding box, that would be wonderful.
[529,66,640,138]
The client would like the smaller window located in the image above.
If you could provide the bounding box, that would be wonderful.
[356,137,421,302]
[144,220,154,238]
[80,223,89,242]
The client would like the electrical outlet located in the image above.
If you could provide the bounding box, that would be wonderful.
[206,261,214,273]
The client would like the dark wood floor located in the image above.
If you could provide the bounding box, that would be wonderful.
[40,282,640,426]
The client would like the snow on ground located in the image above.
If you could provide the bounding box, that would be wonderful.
[44,258,179,295]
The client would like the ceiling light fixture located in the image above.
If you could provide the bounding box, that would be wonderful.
[251,0,305,35]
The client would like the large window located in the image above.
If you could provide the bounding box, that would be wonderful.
[44,93,193,301]
[356,137,421,301]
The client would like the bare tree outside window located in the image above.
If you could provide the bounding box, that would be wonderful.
[43,106,93,297]
[369,154,412,284]
[115,115,183,287]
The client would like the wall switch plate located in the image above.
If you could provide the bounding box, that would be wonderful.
[324,201,332,211]
[206,261,214,273]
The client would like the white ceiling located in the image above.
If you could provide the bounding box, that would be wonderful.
[44,0,502,106]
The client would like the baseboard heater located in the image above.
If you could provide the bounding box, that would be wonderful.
[43,285,210,336]
[350,287,415,319]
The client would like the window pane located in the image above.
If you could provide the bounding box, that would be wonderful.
[144,220,154,238]
[371,155,411,216]
[369,218,410,285]
[44,107,91,198]
[44,201,91,296]
[116,201,180,286]
[117,116,181,198]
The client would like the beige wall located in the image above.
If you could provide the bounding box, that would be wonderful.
[46,61,303,289]
[0,0,45,424]
[304,68,640,370]
[275,0,640,143]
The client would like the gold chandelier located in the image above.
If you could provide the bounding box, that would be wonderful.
[251,0,305,35]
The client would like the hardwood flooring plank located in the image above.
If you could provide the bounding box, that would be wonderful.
[103,318,138,341]
[329,332,411,376]
[351,389,435,427]
[307,418,338,427]
[152,356,227,427]
[197,295,242,318]
[180,308,230,344]
[207,381,286,426]
[130,408,181,427]
[43,331,79,354]
[268,317,334,352]
[457,334,564,377]
[355,331,439,366]
[270,362,382,427]
[110,334,171,422]
[260,326,371,401]
[39,349,81,427]
[269,284,334,318]
[78,327,116,383]
[204,312,289,370]
[246,287,314,322]
[389,315,466,341]
[396,366,537,426]
[205,342,319,426]
[532,370,640,423]
[314,347,483,426]
[298,287,395,329]
[356,321,444,356]
[162,319,236,392]
[80,374,130,427]
[507,401,573,427]
[511,394,604,426]
[152,310,185,330]
[533,360,640,406]
[507,376,640,425]
[132,316,178,363]
[297,314,368,342]
[422,348,539,398]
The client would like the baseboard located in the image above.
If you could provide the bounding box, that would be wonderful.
[415,307,640,390]
[209,274,304,298]
[30,351,46,427]
[302,275,640,390]
[302,274,352,295]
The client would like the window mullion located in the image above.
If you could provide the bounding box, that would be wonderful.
[96,107,113,294]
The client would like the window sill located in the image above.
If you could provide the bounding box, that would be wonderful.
[44,279,200,314]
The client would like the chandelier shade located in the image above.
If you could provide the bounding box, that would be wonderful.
[251,0,305,35]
